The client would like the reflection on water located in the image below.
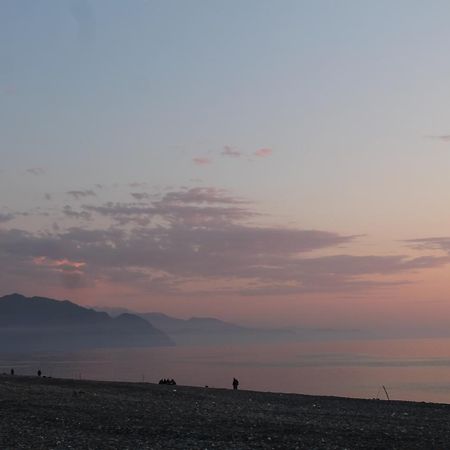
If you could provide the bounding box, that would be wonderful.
[2,338,450,403]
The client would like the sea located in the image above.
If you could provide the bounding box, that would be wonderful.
[2,338,450,404]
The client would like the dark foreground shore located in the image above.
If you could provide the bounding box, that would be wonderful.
[1,376,450,449]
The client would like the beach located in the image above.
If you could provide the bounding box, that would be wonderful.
[1,375,449,449]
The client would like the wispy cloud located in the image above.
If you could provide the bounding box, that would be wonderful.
[161,187,247,205]
[0,186,447,296]
[221,146,242,158]
[62,205,92,221]
[219,146,273,160]
[0,221,445,296]
[193,157,212,166]
[66,190,96,200]
[131,192,150,201]
[406,237,450,253]
[254,148,273,158]
[83,198,254,226]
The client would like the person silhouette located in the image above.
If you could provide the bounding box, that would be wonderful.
[232,378,239,390]
[10,368,14,376]
[37,370,42,377]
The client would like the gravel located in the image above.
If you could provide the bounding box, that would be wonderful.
[1,375,449,449]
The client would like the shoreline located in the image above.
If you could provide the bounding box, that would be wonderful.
[2,372,449,406]
[2,375,450,449]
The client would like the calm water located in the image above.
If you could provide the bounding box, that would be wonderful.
[3,338,450,403]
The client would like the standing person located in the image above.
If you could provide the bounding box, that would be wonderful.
[232,378,239,390]
[10,368,14,376]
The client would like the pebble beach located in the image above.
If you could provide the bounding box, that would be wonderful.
[1,375,450,449]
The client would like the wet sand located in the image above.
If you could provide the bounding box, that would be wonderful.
[1,375,449,449]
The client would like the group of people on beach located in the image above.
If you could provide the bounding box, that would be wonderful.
[158,377,239,390]
[159,378,176,385]
[8,368,240,390]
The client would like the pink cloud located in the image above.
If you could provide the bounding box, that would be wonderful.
[33,256,86,272]
[193,157,212,166]
[254,148,272,158]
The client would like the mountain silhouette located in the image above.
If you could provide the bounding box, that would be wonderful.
[0,294,174,352]
[141,313,248,334]
[140,312,295,345]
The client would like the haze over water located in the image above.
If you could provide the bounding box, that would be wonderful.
[3,338,450,404]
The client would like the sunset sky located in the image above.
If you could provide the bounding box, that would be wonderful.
[2,0,450,334]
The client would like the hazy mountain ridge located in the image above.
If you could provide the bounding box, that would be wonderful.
[139,312,296,345]
[141,312,247,333]
[94,307,374,345]
[0,294,174,352]
[92,307,295,345]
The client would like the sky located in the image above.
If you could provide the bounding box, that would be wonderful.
[2,0,450,334]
